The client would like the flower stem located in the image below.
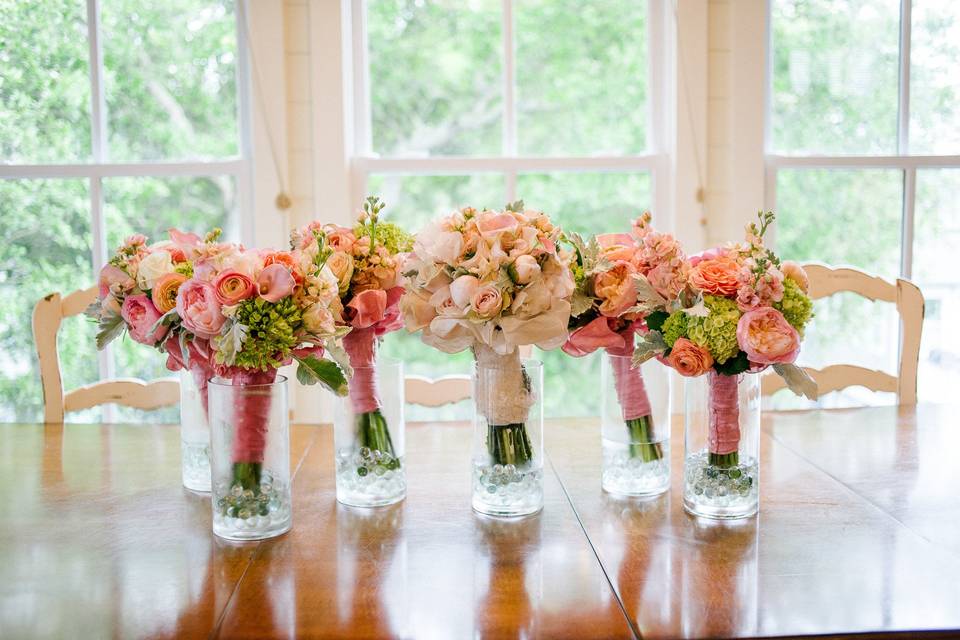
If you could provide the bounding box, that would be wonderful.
[232,462,262,491]
[487,423,533,466]
[626,416,662,462]
[709,451,739,468]
[356,409,401,470]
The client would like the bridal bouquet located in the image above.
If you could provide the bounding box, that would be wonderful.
[291,196,412,469]
[562,213,689,462]
[401,201,574,467]
[634,211,816,468]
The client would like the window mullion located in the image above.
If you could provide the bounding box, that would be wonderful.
[901,167,916,280]
[502,0,516,157]
[86,0,107,164]
[897,0,912,155]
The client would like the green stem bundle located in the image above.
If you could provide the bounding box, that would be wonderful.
[626,416,663,462]
[487,423,534,467]
[356,409,400,470]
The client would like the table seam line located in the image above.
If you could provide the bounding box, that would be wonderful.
[546,451,643,640]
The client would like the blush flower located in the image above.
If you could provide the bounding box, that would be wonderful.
[213,270,256,306]
[667,338,715,377]
[470,284,504,319]
[689,257,741,297]
[176,279,226,339]
[121,294,168,345]
[594,262,636,317]
[256,264,296,302]
[736,307,800,364]
[152,272,187,313]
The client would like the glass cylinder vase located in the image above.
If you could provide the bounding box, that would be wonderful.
[208,375,292,540]
[334,357,406,507]
[683,372,761,519]
[471,351,544,517]
[600,354,671,497]
[180,369,211,492]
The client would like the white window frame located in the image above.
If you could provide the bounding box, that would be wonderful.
[346,0,672,225]
[0,0,256,401]
[764,0,960,279]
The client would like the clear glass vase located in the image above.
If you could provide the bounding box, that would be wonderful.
[471,349,544,517]
[208,374,292,540]
[600,354,671,497]
[683,372,761,519]
[334,357,406,507]
[180,369,211,492]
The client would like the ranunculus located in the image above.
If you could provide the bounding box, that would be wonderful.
[152,272,187,313]
[594,262,636,317]
[511,254,541,284]
[303,303,336,334]
[326,251,354,294]
[736,307,800,364]
[470,284,504,319]
[689,257,740,296]
[176,279,226,339]
[781,260,810,293]
[668,338,715,377]
[121,294,168,345]
[348,288,387,328]
[98,264,135,298]
[256,264,296,302]
[476,211,519,241]
[450,274,480,309]
[136,250,175,291]
[213,270,255,306]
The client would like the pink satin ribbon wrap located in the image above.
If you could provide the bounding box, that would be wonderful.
[165,335,215,418]
[343,327,380,414]
[609,353,653,421]
[231,369,278,464]
[707,372,740,455]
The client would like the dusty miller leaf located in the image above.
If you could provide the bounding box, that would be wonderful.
[324,340,354,379]
[295,355,348,396]
[773,363,819,400]
[630,273,668,314]
[95,315,125,350]
[631,331,667,367]
[570,290,595,317]
[213,320,248,366]
[682,297,710,318]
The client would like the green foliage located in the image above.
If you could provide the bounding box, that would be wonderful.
[660,311,688,348]
[230,297,302,371]
[687,295,742,365]
[774,278,814,334]
[713,351,750,376]
[644,310,669,333]
[295,355,348,396]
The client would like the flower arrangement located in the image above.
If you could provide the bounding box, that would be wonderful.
[401,200,574,467]
[562,212,689,462]
[635,211,816,467]
[291,196,412,467]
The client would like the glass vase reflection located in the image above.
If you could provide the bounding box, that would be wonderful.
[179,369,211,492]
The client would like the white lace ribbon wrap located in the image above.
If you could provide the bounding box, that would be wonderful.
[473,344,535,425]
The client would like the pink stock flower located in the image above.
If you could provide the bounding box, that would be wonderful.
[176,279,226,339]
[256,264,296,302]
[121,294,168,345]
[668,338,715,377]
[348,288,387,328]
[736,307,800,365]
[213,270,256,305]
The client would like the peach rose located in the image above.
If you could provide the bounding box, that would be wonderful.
[736,307,800,364]
[324,225,356,253]
[212,270,255,306]
[689,257,740,296]
[152,272,187,313]
[781,260,809,293]
[594,262,636,317]
[121,294,168,345]
[510,254,541,284]
[326,251,354,294]
[596,233,637,263]
[470,284,504,319]
[449,274,480,309]
[176,279,226,339]
[668,338,715,377]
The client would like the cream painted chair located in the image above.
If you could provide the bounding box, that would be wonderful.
[33,286,179,423]
[404,345,534,406]
[761,263,924,405]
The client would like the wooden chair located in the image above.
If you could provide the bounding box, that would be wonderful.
[404,345,534,406]
[33,286,179,423]
[761,263,924,405]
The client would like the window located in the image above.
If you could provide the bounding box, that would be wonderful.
[0,0,250,422]
[354,0,668,418]
[767,0,960,406]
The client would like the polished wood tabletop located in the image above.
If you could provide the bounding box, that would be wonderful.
[1,405,958,639]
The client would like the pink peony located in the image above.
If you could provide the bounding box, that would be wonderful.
[213,270,256,306]
[348,288,388,328]
[176,279,226,339]
[594,261,636,317]
[256,264,296,302]
[668,338,715,377]
[98,264,135,298]
[737,307,800,365]
[121,294,168,345]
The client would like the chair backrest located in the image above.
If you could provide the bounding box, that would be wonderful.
[403,345,534,407]
[761,263,924,405]
[33,286,179,423]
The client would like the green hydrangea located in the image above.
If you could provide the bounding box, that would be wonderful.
[356,220,413,254]
[687,295,741,364]
[230,297,303,371]
[774,278,814,334]
[661,310,688,347]
[174,261,193,278]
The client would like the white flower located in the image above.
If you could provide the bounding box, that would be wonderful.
[136,250,174,291]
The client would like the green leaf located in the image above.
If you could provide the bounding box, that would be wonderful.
[713,351,750,376]
[95,314,125,350]
[772,363,818,400]
[645,310,669,333]
[504,199,524,213]
[632,331,667,367]
[570,290,595,317]
[148,307,180,336]
[295,355,348,396]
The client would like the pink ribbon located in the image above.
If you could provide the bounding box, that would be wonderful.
[707,372,741,455]
[231,369,278,464]
[609,352,653,421]
[343,327,380,414]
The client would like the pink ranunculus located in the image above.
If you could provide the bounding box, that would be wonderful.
[98,264,135,299]
[348,288,388,328]
[256,264,296,302]
[668,338,715,377]
[470,284,504,319]
[476,211,519,240]
[562,316,626,357]
[594,261,637,317]
[450,274,480,309]
[121,294,168,345]
[176,279,226,339]
[213,270,256,306]
[737,307,800,365]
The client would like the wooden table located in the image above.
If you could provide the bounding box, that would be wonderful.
[1,405,958,639]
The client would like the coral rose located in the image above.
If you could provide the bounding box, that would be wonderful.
[176,279,226,339]
[689,257,740,296]
[121,294,168,345]
[262,251,303,285]
[152,272,187,313]
[212,270,255,306]
[736,307,800,365]
[668,338,715,377]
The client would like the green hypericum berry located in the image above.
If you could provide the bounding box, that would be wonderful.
[232,297,303,370]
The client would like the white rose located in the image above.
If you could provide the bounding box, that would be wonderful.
[303,303,335,335]
[136,250,174,291]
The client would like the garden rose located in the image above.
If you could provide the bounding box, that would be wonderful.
[596,233,637,263]
[736,307,800,364]
[121,294,168,345]
[324,225,356,253]
[781,260,810,293]
[689,257,740,296]
[98,264,135,298]
[470,284,504,319]
[326,251,354,294]
[152,272,187,313]
[348,288,387,328]
[262,251,303,285]
[476,211,519,241]
[213,270,255,306]
[176,279,226,339]
[668,338,715,377]
[136,250,174,291]
[511,254,541,284]
[594,262,636,317]
[450,274,480,309]
[256,264,296,302]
